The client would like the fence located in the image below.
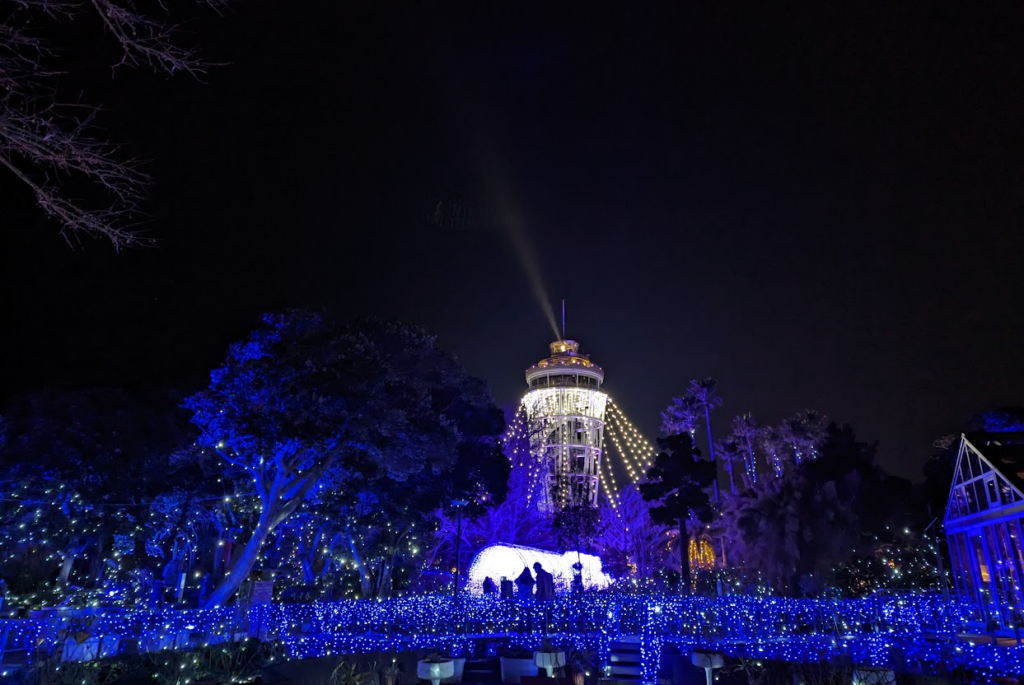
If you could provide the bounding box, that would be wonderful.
[3,593,1022,679]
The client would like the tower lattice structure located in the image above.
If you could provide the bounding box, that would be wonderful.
[522,339,607,511]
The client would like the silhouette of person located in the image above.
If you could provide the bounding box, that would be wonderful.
[514,566,535,600]
[533,562,555,600]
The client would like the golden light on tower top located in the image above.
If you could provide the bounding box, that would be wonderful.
[526,339,605,384]
[551,339,576,354]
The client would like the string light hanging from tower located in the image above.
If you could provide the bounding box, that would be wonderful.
[507,323,660,517]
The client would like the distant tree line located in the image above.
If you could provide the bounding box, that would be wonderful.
[0,312,508,609]
[2,333,1013,609]
[644,379,1020,597]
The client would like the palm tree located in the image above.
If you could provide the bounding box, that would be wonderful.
[660,395,702,453]
[758,425,787,477]
[688,378,723,457]
[797,410,828,463]
[718,475,801,591]
[719,467,858,594]
[781,410,828,466]
[688,378,723,500]
[731,413,760,484]
[714,438,745,495]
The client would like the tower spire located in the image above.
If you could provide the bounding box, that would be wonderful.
[561,299,565,340]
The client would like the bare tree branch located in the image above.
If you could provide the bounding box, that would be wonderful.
[1,0,229,247]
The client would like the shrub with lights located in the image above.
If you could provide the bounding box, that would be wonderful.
[5,593,1024,681]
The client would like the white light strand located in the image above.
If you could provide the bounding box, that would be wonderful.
[599,450,623,518]
[605,421,645,485]
[608,399,656,471]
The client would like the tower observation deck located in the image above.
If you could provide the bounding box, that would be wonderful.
[522,340,608,511]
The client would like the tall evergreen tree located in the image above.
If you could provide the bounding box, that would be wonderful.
[639,433,715,591]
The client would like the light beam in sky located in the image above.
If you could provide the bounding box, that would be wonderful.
[473,131,560,340]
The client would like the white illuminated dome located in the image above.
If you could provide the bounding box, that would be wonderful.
[466,543,611,594]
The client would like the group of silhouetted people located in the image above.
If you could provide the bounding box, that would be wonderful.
[482,562,555,600]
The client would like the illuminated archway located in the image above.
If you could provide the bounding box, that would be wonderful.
[466,543,612,594]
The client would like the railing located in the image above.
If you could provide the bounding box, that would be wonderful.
[3,593,1021,678]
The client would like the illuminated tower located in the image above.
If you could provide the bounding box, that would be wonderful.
[523,340,608,511]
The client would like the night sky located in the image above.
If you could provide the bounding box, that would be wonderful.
[3,4,1023,479]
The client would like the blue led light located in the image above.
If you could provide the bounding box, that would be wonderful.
[2,594,1021,678]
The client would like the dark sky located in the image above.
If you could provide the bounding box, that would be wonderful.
[3,3,1023,479]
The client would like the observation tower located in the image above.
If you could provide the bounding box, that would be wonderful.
[522,340,608,511]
